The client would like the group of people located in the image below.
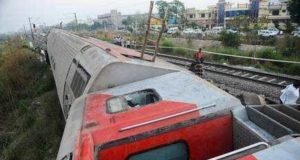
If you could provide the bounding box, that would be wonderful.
[192,47,300,105]
[113,36,136,49]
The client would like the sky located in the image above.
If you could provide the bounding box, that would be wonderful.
[0,0,250,34]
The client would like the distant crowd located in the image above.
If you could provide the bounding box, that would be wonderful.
[113,36,137,49]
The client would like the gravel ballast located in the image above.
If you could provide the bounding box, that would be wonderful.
[203,71,283,103]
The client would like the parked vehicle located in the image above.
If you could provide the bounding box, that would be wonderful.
[182,28,195,34]
[211,26,224,34]
[226,29,238,34]
[258,30,276,37]
[267,28,283,35]
[194,29,203,34]
[293,31,300,38]
[292,27,300,35]
[167,27,179,34]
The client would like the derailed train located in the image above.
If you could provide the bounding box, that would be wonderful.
[47,29,300,160]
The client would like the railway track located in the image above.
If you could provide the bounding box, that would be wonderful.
[151,52,299,88]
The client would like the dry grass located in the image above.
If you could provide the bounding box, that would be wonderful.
[0,38,64,160]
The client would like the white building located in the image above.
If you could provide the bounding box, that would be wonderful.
[259,0,290,24]
[96,10,122,30]
[186,7,217,29]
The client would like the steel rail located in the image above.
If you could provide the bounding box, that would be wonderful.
[136,45,300,64]
[144,52,299,88]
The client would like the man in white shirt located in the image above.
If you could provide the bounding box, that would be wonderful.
[280,81,300,104]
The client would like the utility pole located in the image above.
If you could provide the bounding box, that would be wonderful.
[73,13,78,31]
[28,17,34,41]
[23,25,27,38]
[59,22,63,29]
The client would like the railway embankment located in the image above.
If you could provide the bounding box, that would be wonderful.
[0,40,64,160]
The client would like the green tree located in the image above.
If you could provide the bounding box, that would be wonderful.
[285,21,294,33]
[227,16,249,32]
[77,23,90,31]
[169,0,185,25]
[64,21,76,30]
[156,0,185,26]
[90,22,103,30]
[220,31,241,48]
[156,0,169,19]
[288,0,300,23]
[133,13,146,31]
[187,22,198,28]
[122,13,146,32]
[122,16,134,26]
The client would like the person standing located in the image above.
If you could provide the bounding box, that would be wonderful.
[120,37,124,47]
[194,48,204,63]
[280,81,300,104]
[126,39,131,48]
[133,40,136,49]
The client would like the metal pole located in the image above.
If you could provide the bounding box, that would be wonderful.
[23,25,27,38]
[28,17,34,41]
[74,13,78,31]
[60,22,63,29]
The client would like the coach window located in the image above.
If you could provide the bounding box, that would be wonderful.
[70,64,90,98]
[128,142,188,160]
[106,89,161,113]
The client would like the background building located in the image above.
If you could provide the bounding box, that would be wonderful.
[186,6,217,29]
[96,10,122,30]
[225,4,249,18]
[225,3,250,27]
[186,0,290,29]
[250,0,260,20]
[217,0,226,26]
[259,0,290,24]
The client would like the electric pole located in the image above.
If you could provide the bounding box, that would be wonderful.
[23,25,27,38]
[73,13,78,31]
[60,22,63,29]
[28,17,34,41]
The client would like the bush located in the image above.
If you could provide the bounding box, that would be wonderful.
[277,35,300,57]
[220,31,241,48]
[0,48,47,104]
[160,39,175,54]
[0,40,64,160]
[257,49,283,60]
[258,36,276,46]
[284,64,300,75]
[243,31,259,45]
[174,47,188,57]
